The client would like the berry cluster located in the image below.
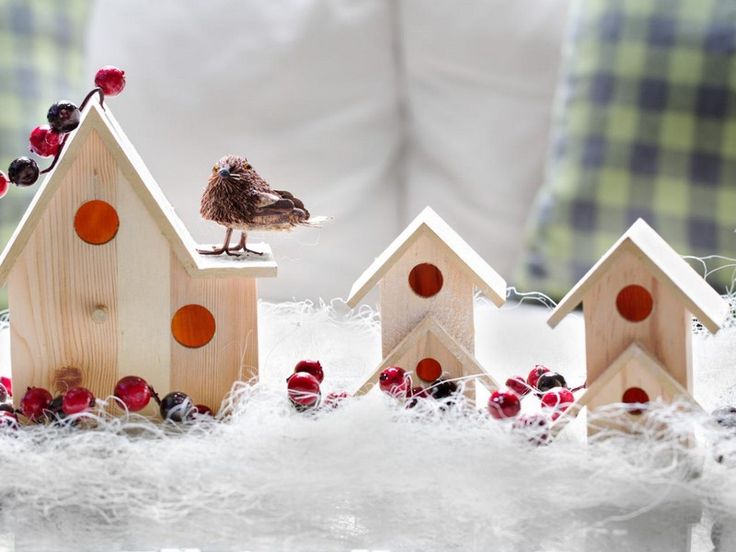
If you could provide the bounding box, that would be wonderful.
[286,360,350,411]
[378,366,460,407]
[0,374,212,429]
[0,66,126,198]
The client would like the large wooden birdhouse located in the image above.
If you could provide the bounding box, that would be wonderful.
[0,104,276,412]
[548,219,729,433]
[347,207,506,395]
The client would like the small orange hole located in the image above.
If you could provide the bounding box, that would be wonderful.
[416,358,442,382]
[74,200,119,245]
[616,284,653,322]
[622,386,650,415]
[171,305,216,348]
[408,263,443,298]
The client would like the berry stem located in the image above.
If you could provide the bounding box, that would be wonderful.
[149,385,162,406]
[79,87,105,111]
[39,134,69,175]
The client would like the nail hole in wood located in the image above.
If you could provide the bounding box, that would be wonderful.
[408,263,443,298]
[171,304,216,348]
[91,305,108,324]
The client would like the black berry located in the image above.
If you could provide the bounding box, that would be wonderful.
[47,395,66,421]
[47,101,81,133]
[428,378,459,400]
[8,157,39,186]
[536,372,567,393]
[160,391,194,422]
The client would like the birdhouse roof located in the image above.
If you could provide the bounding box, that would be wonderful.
[346,207,507,308]
[548,342,701,438]
[0,103,276,287]
[547,219,728,334]
[354,314,501,395]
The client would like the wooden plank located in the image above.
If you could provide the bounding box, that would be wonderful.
[9,129,119,404]
[549,219,728,333]
[380,230,476,355]
[115,167,171,415]
[170,252,259,411]
[347,207,506,308]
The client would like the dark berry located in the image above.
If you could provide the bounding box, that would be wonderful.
[512,414,550,446]
[406,386,430,409]
[47,101,81,133]
[8,157,39,187]
[526,365,550,389]
[0,384,6,404]
[0,172,9,199]
[540,388,575,411]
[488,390,521,419]
[114,376,152,412]
[536,372,567,393]
[95,66,126,96]
[20,387,52,421]
[47,395,65,420]
[427,378,459,400]
[294,360,324,383]
[505,376,531,397]
[379,367,410,398]
[160,392,194,422]
[287,372,321,410]
[62,387,95,415]
[29,125,61,157]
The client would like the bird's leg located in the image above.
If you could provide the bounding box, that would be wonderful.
[197,228,233,255]
[227,231,263,256]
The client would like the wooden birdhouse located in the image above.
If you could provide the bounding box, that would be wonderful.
[547,218,729,434]
[0,104,276,412]
[347,207,506,395]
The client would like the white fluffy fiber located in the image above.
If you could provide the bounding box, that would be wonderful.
[1,298,736,551]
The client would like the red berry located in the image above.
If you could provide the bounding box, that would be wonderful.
[526,365,550,389]
[20,387,52,421]
[114,376,152,412]
[29,125,61,157]
[1,376,12,397]
[287,372,321,408]
[194,404,213,416]
[512,414,550,446]
[95,66,126,96]
[488,390,521,419]
[61,387,95,415]
[505,376,531,397]
[293,360,324,383]
[378,366,410,397]
[324,391,350,409]
[0,172,9,199]
[540,388,575,411]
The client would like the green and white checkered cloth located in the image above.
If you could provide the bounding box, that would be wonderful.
[517,0,736,300]
[0,0,89,309]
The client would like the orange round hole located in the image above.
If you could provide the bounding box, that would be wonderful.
[408,263,443,298]
[171,305,216,348]
[622,386,650,415]
[616,284,653,322]
[416,358,442,382]
[74,200,119,245]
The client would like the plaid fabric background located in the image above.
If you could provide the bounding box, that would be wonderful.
[517,0,736,300]
[0,0,89,309]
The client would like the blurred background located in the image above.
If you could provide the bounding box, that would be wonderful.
[1,0,735,309]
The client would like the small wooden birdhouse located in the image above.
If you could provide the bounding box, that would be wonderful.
[548,218,729,434]
[347,207,506,395]
[0,104,276,412]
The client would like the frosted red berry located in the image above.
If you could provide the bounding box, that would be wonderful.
[287,372,321,408]
[95,66,126,96]
[488,390,521,419]
[20,386,52,421]
[114,376,152,412]
[540,388,575,411]
[0,377,12,398]
[194,404,213,416]
[294,360,324,383]
[379,366,410,397]
[506,376,531,397]
[0,172,9,199]
[62,387,95,415]
[526,365,550,389]
[29,125,61,157]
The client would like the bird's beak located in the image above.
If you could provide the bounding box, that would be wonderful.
[219,168,230,178]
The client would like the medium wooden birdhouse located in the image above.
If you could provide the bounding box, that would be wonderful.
[347,207,506,394]
[0,104,276,412]
[547,219,729,434]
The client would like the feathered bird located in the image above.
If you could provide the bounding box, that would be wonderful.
[198,155,317,256]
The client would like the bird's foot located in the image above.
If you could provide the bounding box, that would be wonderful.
[244,247,264,256]
[197,246,228,256]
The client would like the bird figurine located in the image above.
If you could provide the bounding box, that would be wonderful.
[198,155,320,257]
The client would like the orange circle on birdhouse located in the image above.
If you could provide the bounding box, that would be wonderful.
[416,358,442,382]
[616,284,653,322]
[74,200,119,245]
[622,386,650,415]
[171,305,216,348]
[408,263,443,298]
